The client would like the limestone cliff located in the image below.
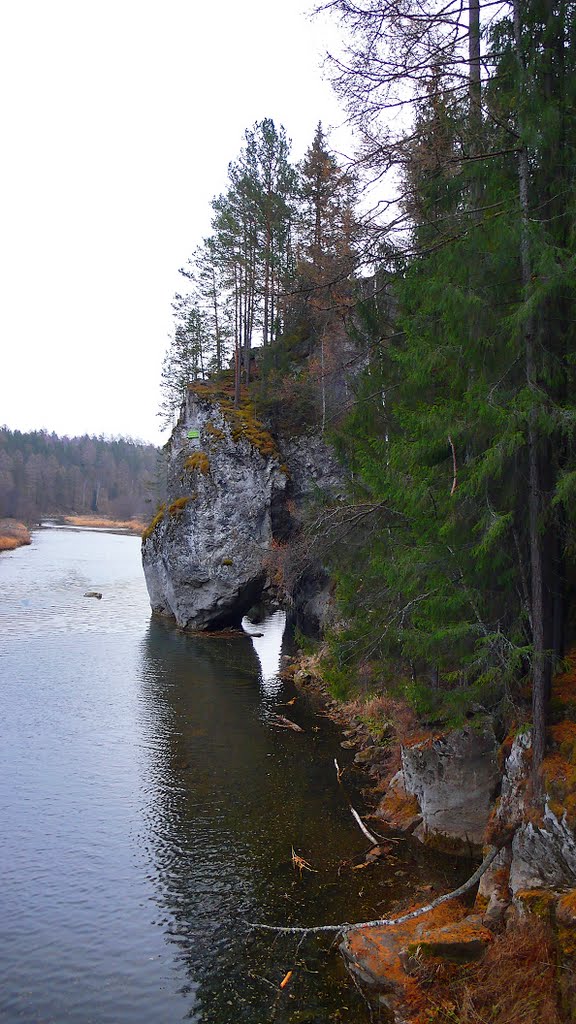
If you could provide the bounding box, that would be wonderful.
[142,381,342,631]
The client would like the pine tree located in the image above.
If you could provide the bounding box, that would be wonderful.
[158,299,211,428]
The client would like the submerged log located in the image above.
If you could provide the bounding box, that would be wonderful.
[269,714,304,733]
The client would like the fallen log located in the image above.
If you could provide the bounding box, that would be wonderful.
[245,843,504,937]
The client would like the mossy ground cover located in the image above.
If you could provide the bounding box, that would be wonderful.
[189,376,280,461]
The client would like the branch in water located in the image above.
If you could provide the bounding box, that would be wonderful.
[245,844,503,936]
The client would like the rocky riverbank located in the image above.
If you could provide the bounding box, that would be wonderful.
[0,519,31,552]
[284,650,576,1023]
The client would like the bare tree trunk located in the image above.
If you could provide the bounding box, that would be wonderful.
[468,0,481,138]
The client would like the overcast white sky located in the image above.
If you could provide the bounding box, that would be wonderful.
[0,0,351,446]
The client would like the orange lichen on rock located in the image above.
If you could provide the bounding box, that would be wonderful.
[343,900,471,1020]
[404,915,492,966]
[377,785,422,833]
[514,888,556,921]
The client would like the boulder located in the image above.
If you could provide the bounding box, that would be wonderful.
[399,725,500,850]
[341,900,487,1023]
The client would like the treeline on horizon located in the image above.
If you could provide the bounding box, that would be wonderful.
[0,427,160,523]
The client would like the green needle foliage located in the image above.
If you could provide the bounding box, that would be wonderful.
[321,3,576,734]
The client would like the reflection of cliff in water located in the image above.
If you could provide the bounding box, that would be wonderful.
[135,620,382,1024]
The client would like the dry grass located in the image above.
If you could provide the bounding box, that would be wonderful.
[0,519,31,551]
[63,515,145,535]
[419,920,562,1024]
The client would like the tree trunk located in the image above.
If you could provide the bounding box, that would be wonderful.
[468,0,481,139]
[513,0,550,791]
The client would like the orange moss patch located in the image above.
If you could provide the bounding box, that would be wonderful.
[497,724,518,770]
[184,451,210,475]
[168,497,191,517]
[542,751,576,828]
[204,421,225,441]
[379,786,422,832]
[141,504,165,541]
[557,888,576,920]
[549,720,576,764]
[227,407,278,458]
[345,900,470,1021]
[550,651,576,721]
[405,915,492,965]
[404,732,439,750]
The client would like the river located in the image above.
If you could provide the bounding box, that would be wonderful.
[0,526,456,1024]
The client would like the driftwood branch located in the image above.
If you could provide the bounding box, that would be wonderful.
[245,843,502,937]
[334,758,380,845]
[350,807,380,846]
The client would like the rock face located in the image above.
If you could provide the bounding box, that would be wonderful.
[341,900,491,1023]
[142,386,341,631]
[487,730,576,894]
[377,725,500,851]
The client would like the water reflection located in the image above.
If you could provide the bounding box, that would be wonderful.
[1,528,466,1024]
[242,609,286,696]
[136,620,387,1023]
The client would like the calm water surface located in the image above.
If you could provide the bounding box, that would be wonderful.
[0,527,458,1024]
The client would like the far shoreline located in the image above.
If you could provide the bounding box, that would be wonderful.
[51,514,145,536]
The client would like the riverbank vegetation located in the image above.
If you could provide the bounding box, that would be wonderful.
[0,519,31,552]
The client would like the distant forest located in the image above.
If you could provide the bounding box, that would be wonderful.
[0,428,160,522]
